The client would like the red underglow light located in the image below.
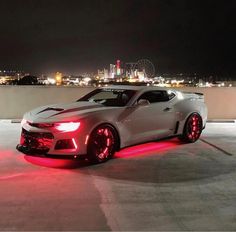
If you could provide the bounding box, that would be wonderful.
[24,156,79,168]
[116,139,180,158]
[55,122,80,132]
[72,138,78,149]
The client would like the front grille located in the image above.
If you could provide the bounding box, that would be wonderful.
[20,128,54,152]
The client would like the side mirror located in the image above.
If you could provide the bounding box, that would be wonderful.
[137,99,150,106]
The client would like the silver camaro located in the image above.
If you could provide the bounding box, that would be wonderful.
[17,86,207,163]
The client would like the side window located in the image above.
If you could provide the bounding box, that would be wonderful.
[138,91,170,103]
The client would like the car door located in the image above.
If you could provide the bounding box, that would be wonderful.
[122,90,176,145]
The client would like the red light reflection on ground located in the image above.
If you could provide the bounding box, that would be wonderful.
[115,138,180,158]
[24,156,80,169]
[0,149,25,163]
[21,139,181,168]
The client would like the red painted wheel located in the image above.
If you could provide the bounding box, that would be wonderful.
[87,124,118,164]
[179,113,203,143]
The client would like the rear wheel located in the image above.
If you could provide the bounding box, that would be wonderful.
[179,113,203,143]
[87,124,118,164]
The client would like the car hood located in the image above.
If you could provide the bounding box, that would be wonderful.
[27,101,113,122]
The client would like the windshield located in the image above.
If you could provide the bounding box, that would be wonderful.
[77,88,136,107]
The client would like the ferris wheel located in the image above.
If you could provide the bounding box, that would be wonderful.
[136,59,155,78]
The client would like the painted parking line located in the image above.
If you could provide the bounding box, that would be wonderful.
[200,138,234,156]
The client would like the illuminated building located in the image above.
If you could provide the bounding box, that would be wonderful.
[97,69,109,81]
[116,60,121,75]
[55,72,62,85]
[109,64,116,79]
[0,70,26,84]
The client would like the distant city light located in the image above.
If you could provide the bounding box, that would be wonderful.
[0,66,234,88]
[47,78,56,85]
[55,72,62,86]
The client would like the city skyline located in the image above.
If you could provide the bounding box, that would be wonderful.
[0,0,235,77]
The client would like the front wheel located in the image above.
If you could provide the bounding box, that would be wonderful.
[87,124,118,164]
[179,113,203,143]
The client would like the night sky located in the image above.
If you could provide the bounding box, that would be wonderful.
[0,0,235,76]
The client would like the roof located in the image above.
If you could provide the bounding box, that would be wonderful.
[101,85,172,92]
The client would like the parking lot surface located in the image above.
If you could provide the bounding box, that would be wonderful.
[0,121,236,231]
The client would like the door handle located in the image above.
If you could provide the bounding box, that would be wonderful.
[163,107,171,112]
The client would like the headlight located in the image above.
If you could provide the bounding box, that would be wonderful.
[25,121,81,132]
[54,122,80,132]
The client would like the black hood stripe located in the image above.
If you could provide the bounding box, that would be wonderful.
[37,107,64,114]
[50,105,103,117]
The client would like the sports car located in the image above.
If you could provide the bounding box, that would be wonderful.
[17,86,207,163]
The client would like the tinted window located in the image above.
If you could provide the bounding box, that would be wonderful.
[138,91,170,103]
[77,89,136,107]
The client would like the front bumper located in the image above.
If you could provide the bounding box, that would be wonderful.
[16,144,86,159]
[19,128,54,152]
[17,125,88,158]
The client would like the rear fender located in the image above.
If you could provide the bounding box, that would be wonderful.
[176,111,203,135]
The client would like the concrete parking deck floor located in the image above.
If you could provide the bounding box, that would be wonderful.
[0,121,236,231]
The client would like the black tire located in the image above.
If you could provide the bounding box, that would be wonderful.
[179,113,203,143]
[87,124,118,164]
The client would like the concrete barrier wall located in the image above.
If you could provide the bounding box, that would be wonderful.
[176,87,235,120]
[0,85,235,119]
[0,86,94,119]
